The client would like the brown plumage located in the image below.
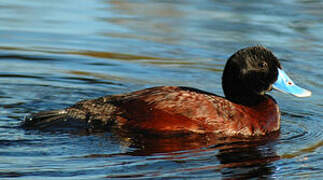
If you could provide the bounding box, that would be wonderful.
[23,86,279,136]
[23,46,284,136]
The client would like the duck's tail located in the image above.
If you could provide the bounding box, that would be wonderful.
[22,109,87,130]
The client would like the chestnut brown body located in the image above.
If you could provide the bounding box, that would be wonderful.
[59,86,280,136]
[23,46,288,136]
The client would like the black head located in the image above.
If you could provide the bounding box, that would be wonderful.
[222,46,281,105]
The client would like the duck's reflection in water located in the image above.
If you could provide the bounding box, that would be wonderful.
[105,131,281,179]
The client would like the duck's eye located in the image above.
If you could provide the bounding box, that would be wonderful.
[258,62,267,69]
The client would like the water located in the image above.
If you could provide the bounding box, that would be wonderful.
[1,0,322,179]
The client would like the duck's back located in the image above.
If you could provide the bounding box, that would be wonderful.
[108,86,236,134]
[23,86,280,136]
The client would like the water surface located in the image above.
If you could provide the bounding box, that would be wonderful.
[0,0,322,179]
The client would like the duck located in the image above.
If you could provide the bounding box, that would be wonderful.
[22,46,311,136]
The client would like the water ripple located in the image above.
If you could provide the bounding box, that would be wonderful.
[0,0,322,179]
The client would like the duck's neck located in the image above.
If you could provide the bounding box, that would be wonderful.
[227,94,266,106]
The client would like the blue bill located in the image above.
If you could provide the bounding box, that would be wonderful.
[273,68,312,97]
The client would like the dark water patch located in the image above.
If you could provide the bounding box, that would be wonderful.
[61,76,124,86]
[0,73,44,80]
[85,62,119,66]
[0,171,23,178]
[0,139,38,147]
[1,102,25,109]
[105,173,146,179]
[0,54,55,61]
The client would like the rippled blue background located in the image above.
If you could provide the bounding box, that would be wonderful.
[0,0,322,179]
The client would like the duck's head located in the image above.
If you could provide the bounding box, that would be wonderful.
[222,46,311,105]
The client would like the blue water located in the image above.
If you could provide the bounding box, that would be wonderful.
[1,0,322,179]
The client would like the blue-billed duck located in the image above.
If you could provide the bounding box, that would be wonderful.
[23,46,311,136]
